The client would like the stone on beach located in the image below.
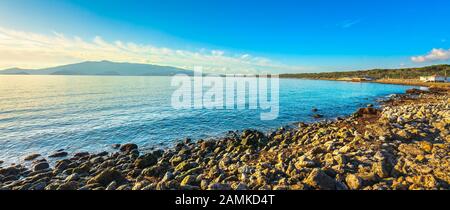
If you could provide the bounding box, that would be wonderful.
[24,154,41,161]
[87,168,126,186]
[119,143,138,153]
[49,151,68,158]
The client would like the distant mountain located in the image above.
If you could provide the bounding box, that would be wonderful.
[0,61,194,76]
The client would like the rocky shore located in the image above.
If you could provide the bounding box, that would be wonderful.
[0,88,449,190]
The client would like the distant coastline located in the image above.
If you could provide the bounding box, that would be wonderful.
[280,64,450,89]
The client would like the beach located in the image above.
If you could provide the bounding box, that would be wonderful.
[1,87,448,190]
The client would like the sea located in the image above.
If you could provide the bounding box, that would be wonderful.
[0,75,414,164]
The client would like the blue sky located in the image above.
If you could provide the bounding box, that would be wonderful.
[0,0,449,73]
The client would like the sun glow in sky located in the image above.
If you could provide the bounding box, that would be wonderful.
[0,0,449,73]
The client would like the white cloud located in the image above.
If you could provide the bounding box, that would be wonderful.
[0,26,308,73]
[336,19,362,29]
[411,48,450,63]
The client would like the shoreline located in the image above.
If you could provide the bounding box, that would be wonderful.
[284,76,450,89]
[0,88,449,190]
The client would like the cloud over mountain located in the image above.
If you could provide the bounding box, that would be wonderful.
[0,27,306,74]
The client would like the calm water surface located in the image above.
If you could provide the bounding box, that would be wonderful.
[0,75,414,163]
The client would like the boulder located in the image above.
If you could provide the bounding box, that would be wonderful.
[54,159,72,171]
[74,152,90,158]
[134,153,158,169]
[345,174,363,190]
[65,173,80,182]
[180,175,197,186]
[57,181,79,190]
[241,129,268,147]
[120,143,138,153]
[304,169,337,190]
[313,114,324,119]
[208,183,232,190]
[33,162,50,171]
[175,161,198,172]
[49,151,68,158]
[406,88,427,95]
[0,166,21,177]
[354,107,380,117]
[398,144,425,157]
[141,166,164,177]
[24,154,41,161]
[87,169,126,186]
[372,161,391,178]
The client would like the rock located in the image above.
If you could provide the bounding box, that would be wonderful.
[295,160,317,168]
[273,185,289,190]
[406,88,427,95]
[106,181,117,190]
[200,140,215,151]
[74,152,90,158]
[345,174,363,190]
[398,144,424,157]
[313,114,323,118]
[54,159,72,171]
[24,154,41,161]
[134,153,158,169]
[175,161,198,172]
[414,175,438,189]
[418,141,433,153]
[396,130,412,139]
[0,166,21,177]
[303,169,336,190]
[73,163,91,174]
[65,173,80,182]
[180,184,200,190]
[241,130,267,147]
[57,181,78,190]
[97,151,109,156]
[3,175,19,182]
[232,183,248,190]
[355,107,380,117]
[180,175,197,186]
[161,172,174,182]
[120,143,138,153]
[89,156,104,164]
[339,145,351,153]
[152,150,164,158]
[208,183,232,190]
[372,161,390,178]
[33,162,50,171]
[49,151,68,158]
[112,144,121,149]
[141,166,163,177]
[132,181,149,190]
[87,169,126,186]
[312,108,319,112]
[30,182,47,190]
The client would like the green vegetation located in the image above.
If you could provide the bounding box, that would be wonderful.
[280,64,450,80]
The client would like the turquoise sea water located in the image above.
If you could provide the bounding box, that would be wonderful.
[0,75,414,163]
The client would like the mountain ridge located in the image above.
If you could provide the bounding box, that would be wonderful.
[0,61,194,76]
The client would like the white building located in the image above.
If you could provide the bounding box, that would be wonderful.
[420,75,448,82]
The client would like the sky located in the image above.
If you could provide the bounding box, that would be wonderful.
[0,0,449,73]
